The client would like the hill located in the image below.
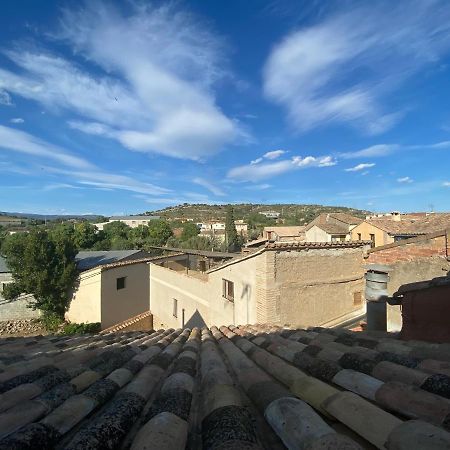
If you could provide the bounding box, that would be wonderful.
[144,203,371,225]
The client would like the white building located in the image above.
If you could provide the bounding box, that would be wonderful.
[260,211,280,219]
[95,215,160,230]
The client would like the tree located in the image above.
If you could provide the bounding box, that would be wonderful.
[181,222,199,241]
[2,228,78,319]
[129,225,150,249]
[0,225,7,253]
[146,220,173,248]
[103,221,130,240]
[225,206,240,252]
[74,222,98,249]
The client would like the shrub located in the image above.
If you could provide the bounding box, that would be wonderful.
[60,322,101,335]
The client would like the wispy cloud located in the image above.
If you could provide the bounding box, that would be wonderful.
[397,176,413,183]
[0,2,242,160]
[0,89,12,105]
[443,181,450,187]
[345,163,375,172]
[264,1,450,134]
[0,125,170,196]
[43,183,83,191]
[10,117,24,124]
[251,149,286,165]
[192,177,225,196]
[0,125,94,170]
[228,154,336,182]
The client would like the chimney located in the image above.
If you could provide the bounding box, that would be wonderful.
[365,264,392,331]
[391,211,401,222]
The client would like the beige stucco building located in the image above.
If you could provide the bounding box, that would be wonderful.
[95,215,160,230]
[304,213,363,242]
[66,258,154,329]
[263,226,305,242]
[149,242,369,330]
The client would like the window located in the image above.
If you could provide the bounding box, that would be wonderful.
[173,298,178,318]
[116,277,126,290]
[369,234,376,247]
[357,233,362,240]
[353,291,363,306]
[222,279,234,302]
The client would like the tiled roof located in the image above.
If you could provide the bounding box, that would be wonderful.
[367,213,450,235]
[1,324,450,448]
[264,226,305,237]
[305,213,363,232]
[265,241,370,249]
[311,222,349,234]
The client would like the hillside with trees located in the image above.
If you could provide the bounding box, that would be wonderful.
[145,203,370,225]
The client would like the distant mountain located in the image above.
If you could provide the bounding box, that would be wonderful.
[144,203,371,225]
[0,212,105,221]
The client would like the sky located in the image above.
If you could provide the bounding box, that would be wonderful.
[1,0,450,216]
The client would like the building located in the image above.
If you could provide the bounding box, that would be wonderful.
[351,212,450,247]
[234,219,248,235]
[260,210,280,218]
[94,215,160,230]
[67,251,164,329]
[149,241,369,330]
[2,323,449,449]
[0,216,22,227]
[0,256,39,321]
[263,226,305,241]
[364,228,450,331]
[304,213,363,242]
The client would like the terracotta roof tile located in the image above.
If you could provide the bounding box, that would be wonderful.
[1,325,450,448]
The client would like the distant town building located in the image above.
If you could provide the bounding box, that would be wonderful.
[0,216,22,227]
[304,213,363,242]
[351,212,450,247]
[94,215,160,230]
[260,210,280,219]
[263,226,305,242]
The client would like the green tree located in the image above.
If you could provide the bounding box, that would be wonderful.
[103,221,130,240]
[2,228,78,319]
[180,222,199,241]
[129,225,150,248]
[225,206,240,252]
[74,222,98,249]
[146,220,173,248]
[0,225,7,253]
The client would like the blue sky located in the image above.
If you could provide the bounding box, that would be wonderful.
[1,0,450,215]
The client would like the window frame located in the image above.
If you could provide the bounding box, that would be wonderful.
[222,278,234,302]
[116,276,126,290]
[173,298,178,318]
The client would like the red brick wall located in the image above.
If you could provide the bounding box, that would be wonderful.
[366,231,449,265]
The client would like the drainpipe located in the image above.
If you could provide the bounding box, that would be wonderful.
[364,264,392,331]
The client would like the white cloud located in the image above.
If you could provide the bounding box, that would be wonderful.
[250,157,263,165]
[43,183,83,191]
[397,176,413,183]
[0,89,12,106]
[192,177,225,196]
[0,3,241,160]
[264,2,450,134]
[264,149,286,160]
[0,125,170,196]
[228,154,335,182]
[10,118,24,124]
[0,125,94,170]
[345,163,375,172]
[245,183,271,190]
[443,181,450,187]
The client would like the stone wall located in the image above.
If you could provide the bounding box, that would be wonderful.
[268,247,367,328]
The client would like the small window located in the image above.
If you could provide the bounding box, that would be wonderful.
[353,291,363,306]
[116,277,126,290]
[173,298,178,318]
[369,234,375,247]
[357,233,362,240]
[222,279,234,302]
